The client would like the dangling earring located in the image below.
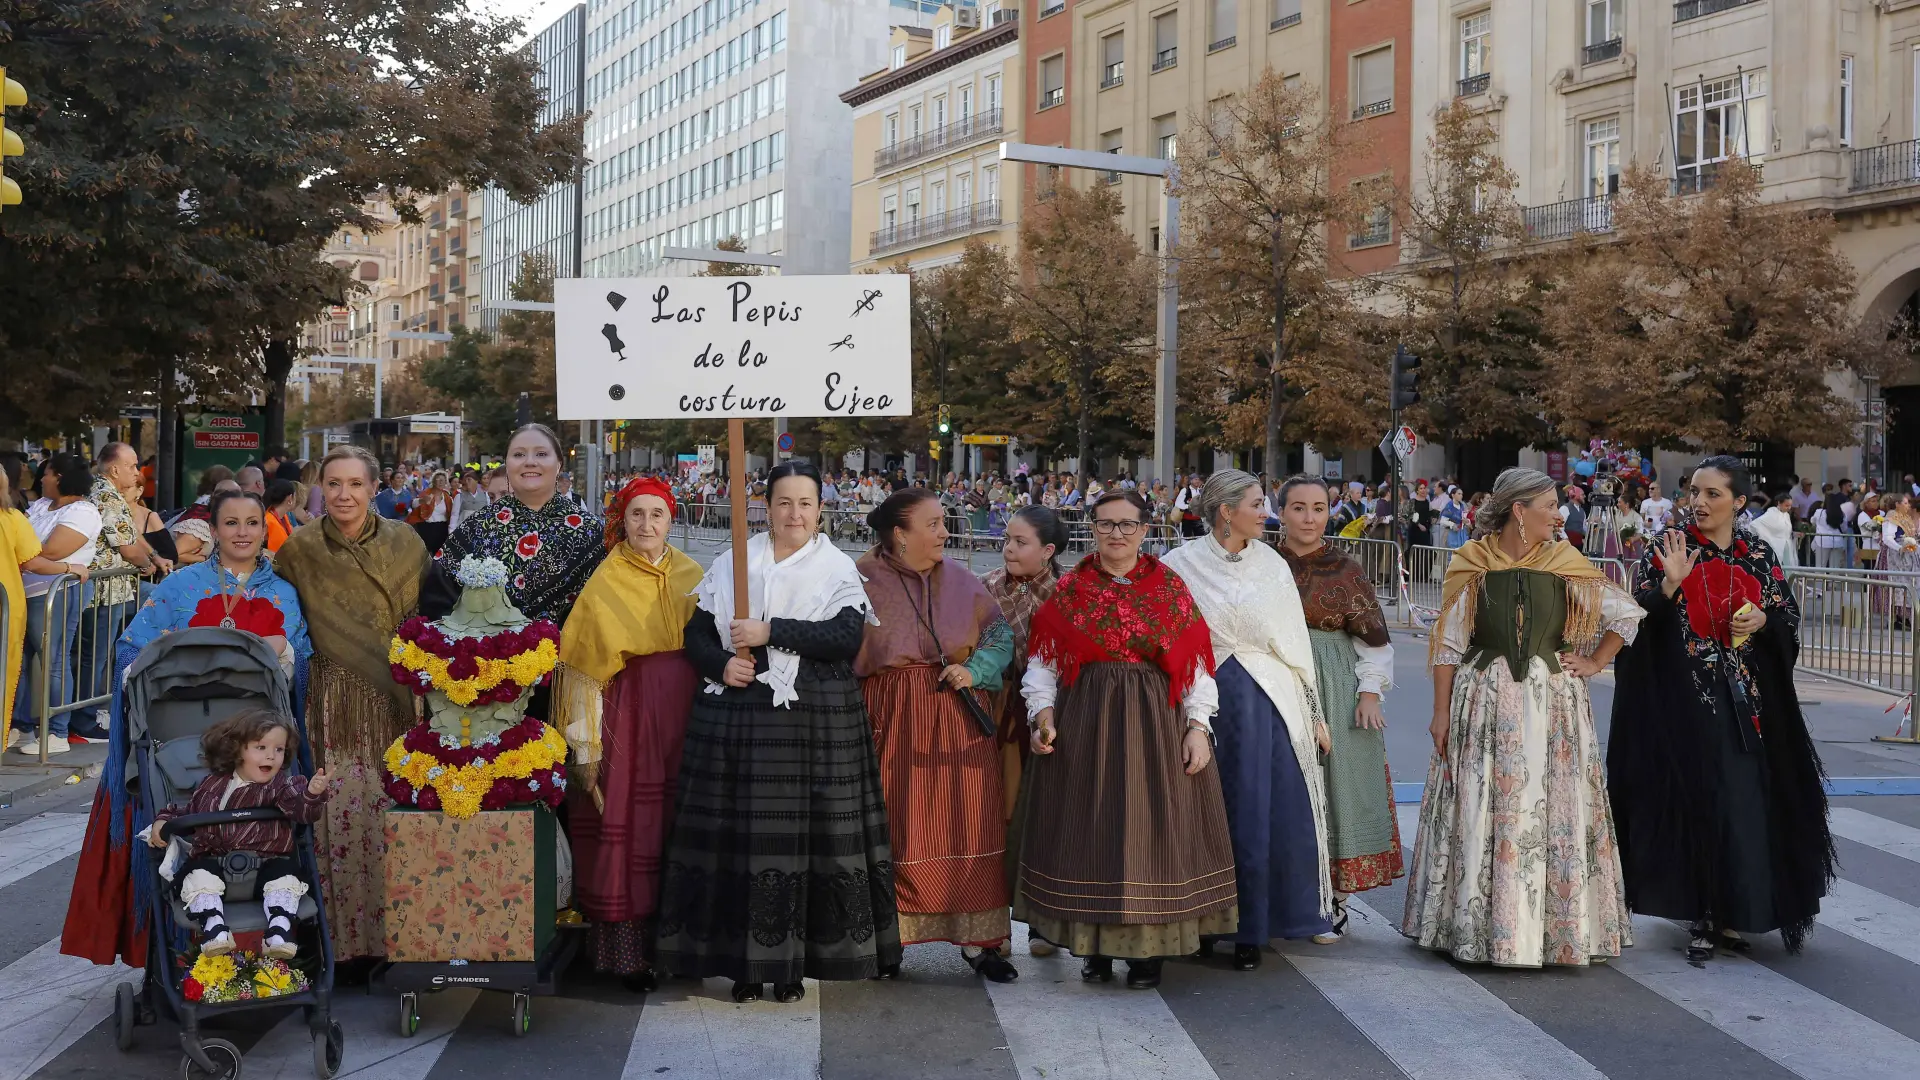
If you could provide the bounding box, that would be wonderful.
[1517,513,1529,547]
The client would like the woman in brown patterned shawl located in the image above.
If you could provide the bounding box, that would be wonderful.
[274,445,430,965]
[1274,476,1403,942]
[982,506,1068,956]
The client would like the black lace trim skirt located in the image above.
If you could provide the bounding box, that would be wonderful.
[653,663,904,983]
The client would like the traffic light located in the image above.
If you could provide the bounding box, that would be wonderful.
[0,68,25,211]
[1389,344,1421,411]
[936,404,952,435]
[929,440,942,460]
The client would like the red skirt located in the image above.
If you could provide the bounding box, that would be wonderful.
[61,788,147,966]
[567,650,697,925]
[863,665,1008,923]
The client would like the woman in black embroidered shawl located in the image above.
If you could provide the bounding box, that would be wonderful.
[1608,456,1835,962]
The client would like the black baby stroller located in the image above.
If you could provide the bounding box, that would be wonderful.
[110,627,342,1080]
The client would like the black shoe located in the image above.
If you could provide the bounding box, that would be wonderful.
[622,970,658,994]
[1232,944,1262,971]
[967,948,1019,983]
[730,981,763,1003]
[1125,958,1163,989]
[873,961,902,981]
[1191,939,1214,960]
[773,981,806,1003]
[1686,921,1715,963]
[1080,956,1114,983]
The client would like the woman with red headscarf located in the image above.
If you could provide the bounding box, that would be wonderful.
[554,476,703,989]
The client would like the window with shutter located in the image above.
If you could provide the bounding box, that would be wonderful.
[1210,0,1237,50]
[1353,46,1393,118]
[1102,33,1125,87]
[1154,12,1178,70]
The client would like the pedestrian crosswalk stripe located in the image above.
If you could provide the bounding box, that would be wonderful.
[1829,807,1920,865]
[1610,916,1920,1080]
[237,986,478,1080]
[0,813,88,893]
[1284,897,1608,1080]
[983,935,1223,1080]
[0,938,137,1080]
[620,979,821,1080]
[1816,878,1920,967]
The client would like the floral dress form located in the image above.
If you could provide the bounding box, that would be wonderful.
[1402,569,1643,967]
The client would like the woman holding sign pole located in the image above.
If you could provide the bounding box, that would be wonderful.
[654,461,903,1004]
[856,489,1019,981]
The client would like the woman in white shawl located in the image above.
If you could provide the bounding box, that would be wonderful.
[1163,470,1333,971]
[653,461,903,1005]
[1751,493,1799,570]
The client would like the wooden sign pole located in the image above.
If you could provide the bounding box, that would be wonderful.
[727,418,751,659]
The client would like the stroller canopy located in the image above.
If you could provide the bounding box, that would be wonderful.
[120,628,291,797]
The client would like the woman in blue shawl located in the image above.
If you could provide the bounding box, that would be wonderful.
[61,490,311,965]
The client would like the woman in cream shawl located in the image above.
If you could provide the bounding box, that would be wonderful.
[1163,470,1332,971]
[653,461,901,1006]
[1402,467,1643,968]
[554,477,702,991]
[273,445,430,966]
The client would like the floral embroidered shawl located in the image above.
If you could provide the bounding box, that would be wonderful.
[1025,552,1214,706]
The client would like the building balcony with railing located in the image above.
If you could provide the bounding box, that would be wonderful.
[990,7,1019,27]
[870,199,1004,256]
[1154,47,1177,72]
[1849,139,1920,193]
[1101,61,1124,89]
[1672,160,1763,195]
[1352,98,1392,120]
[1457,72,1489,98]
[1209,35,1236,53]
[1523,195,1615,241]
[1583,37,1622,64]
[1674,0,1758,22]
[1272,11,1301,31]
[875,107,1007,172]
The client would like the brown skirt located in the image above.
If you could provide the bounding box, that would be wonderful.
[864,664,1009,946]
[1018,662,1238,929]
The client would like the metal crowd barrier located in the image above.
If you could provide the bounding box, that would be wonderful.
[1784,566,1920,700]
[26,567,141,765]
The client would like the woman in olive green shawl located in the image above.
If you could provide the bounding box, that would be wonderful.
[275,445,430,964]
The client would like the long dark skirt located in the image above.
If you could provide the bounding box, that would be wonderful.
[570,650,697,975]
[1017,662,1238,959]
[413,520,449,555]
[1213,658,1333,943]
[653,661,903,984]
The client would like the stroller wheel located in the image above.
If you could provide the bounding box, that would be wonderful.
[113,982,137,1051]
[398,993,421,1037]
[311,1021,344,1079]
[511,994,531,1037]
[180,1037,242,1080]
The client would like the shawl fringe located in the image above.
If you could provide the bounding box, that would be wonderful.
[552,662,608,813]
[1430,538,1620,664]
[311,656,414,760]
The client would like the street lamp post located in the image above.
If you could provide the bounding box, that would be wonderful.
[998,141,1179,489]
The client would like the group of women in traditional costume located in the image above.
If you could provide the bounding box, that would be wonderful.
[59,441,1839,991]
[1404,462,1833,968]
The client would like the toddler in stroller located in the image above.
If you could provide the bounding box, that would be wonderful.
[143,708,331,960]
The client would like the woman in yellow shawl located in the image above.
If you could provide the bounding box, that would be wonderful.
[554,476,701,991]
[273,445,431,968]
[1401,467,1644,968]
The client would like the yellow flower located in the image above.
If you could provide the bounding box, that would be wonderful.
[381,723,567,818]
[254,965,297,996]
[190,953,238,988]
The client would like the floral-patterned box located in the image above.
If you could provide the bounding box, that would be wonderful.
[383,807,556,963]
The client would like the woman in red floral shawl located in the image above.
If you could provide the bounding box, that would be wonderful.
[1609,456,1835,963]
[1016,490,1238,990]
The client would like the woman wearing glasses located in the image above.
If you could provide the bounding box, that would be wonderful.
[1018,490,1237,990]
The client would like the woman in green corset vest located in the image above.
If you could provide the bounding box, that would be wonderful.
[1400,467,1644,968]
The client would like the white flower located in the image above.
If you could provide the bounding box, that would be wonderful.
[455,555,511,590]
[426,766,444,780]
[527,778,540,792]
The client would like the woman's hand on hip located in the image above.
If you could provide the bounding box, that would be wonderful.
[1182,726,1214,775]
[1558,651,1606,679]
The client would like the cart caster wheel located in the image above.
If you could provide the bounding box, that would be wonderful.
[511,994,531,1037]
[113,982,136,1051]
[398,995,420,1038]
[181,1037,243,1080]
[311,1021,344,1079]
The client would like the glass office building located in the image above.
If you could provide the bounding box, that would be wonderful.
[482,4,589,329]
[580,0,892,277]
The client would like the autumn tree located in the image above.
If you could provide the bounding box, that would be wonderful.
[1538,162,1889,449]
[1176,72,1384,472]
[1391,101,1548,474]
[1007,185,1156,483]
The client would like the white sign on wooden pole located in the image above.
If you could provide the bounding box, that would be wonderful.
[554,275,913,421]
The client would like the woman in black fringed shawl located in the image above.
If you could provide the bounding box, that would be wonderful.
[1608,456,1835,963]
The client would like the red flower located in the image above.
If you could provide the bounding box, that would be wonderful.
[516,532,542,559]
[495,508,513,524]
[1680,557,1763,645]
[1771,565,1785,580]
[565,514,584,529]
[513,574,526,590]
[182,977,204,1002]
[446,655,479,681]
